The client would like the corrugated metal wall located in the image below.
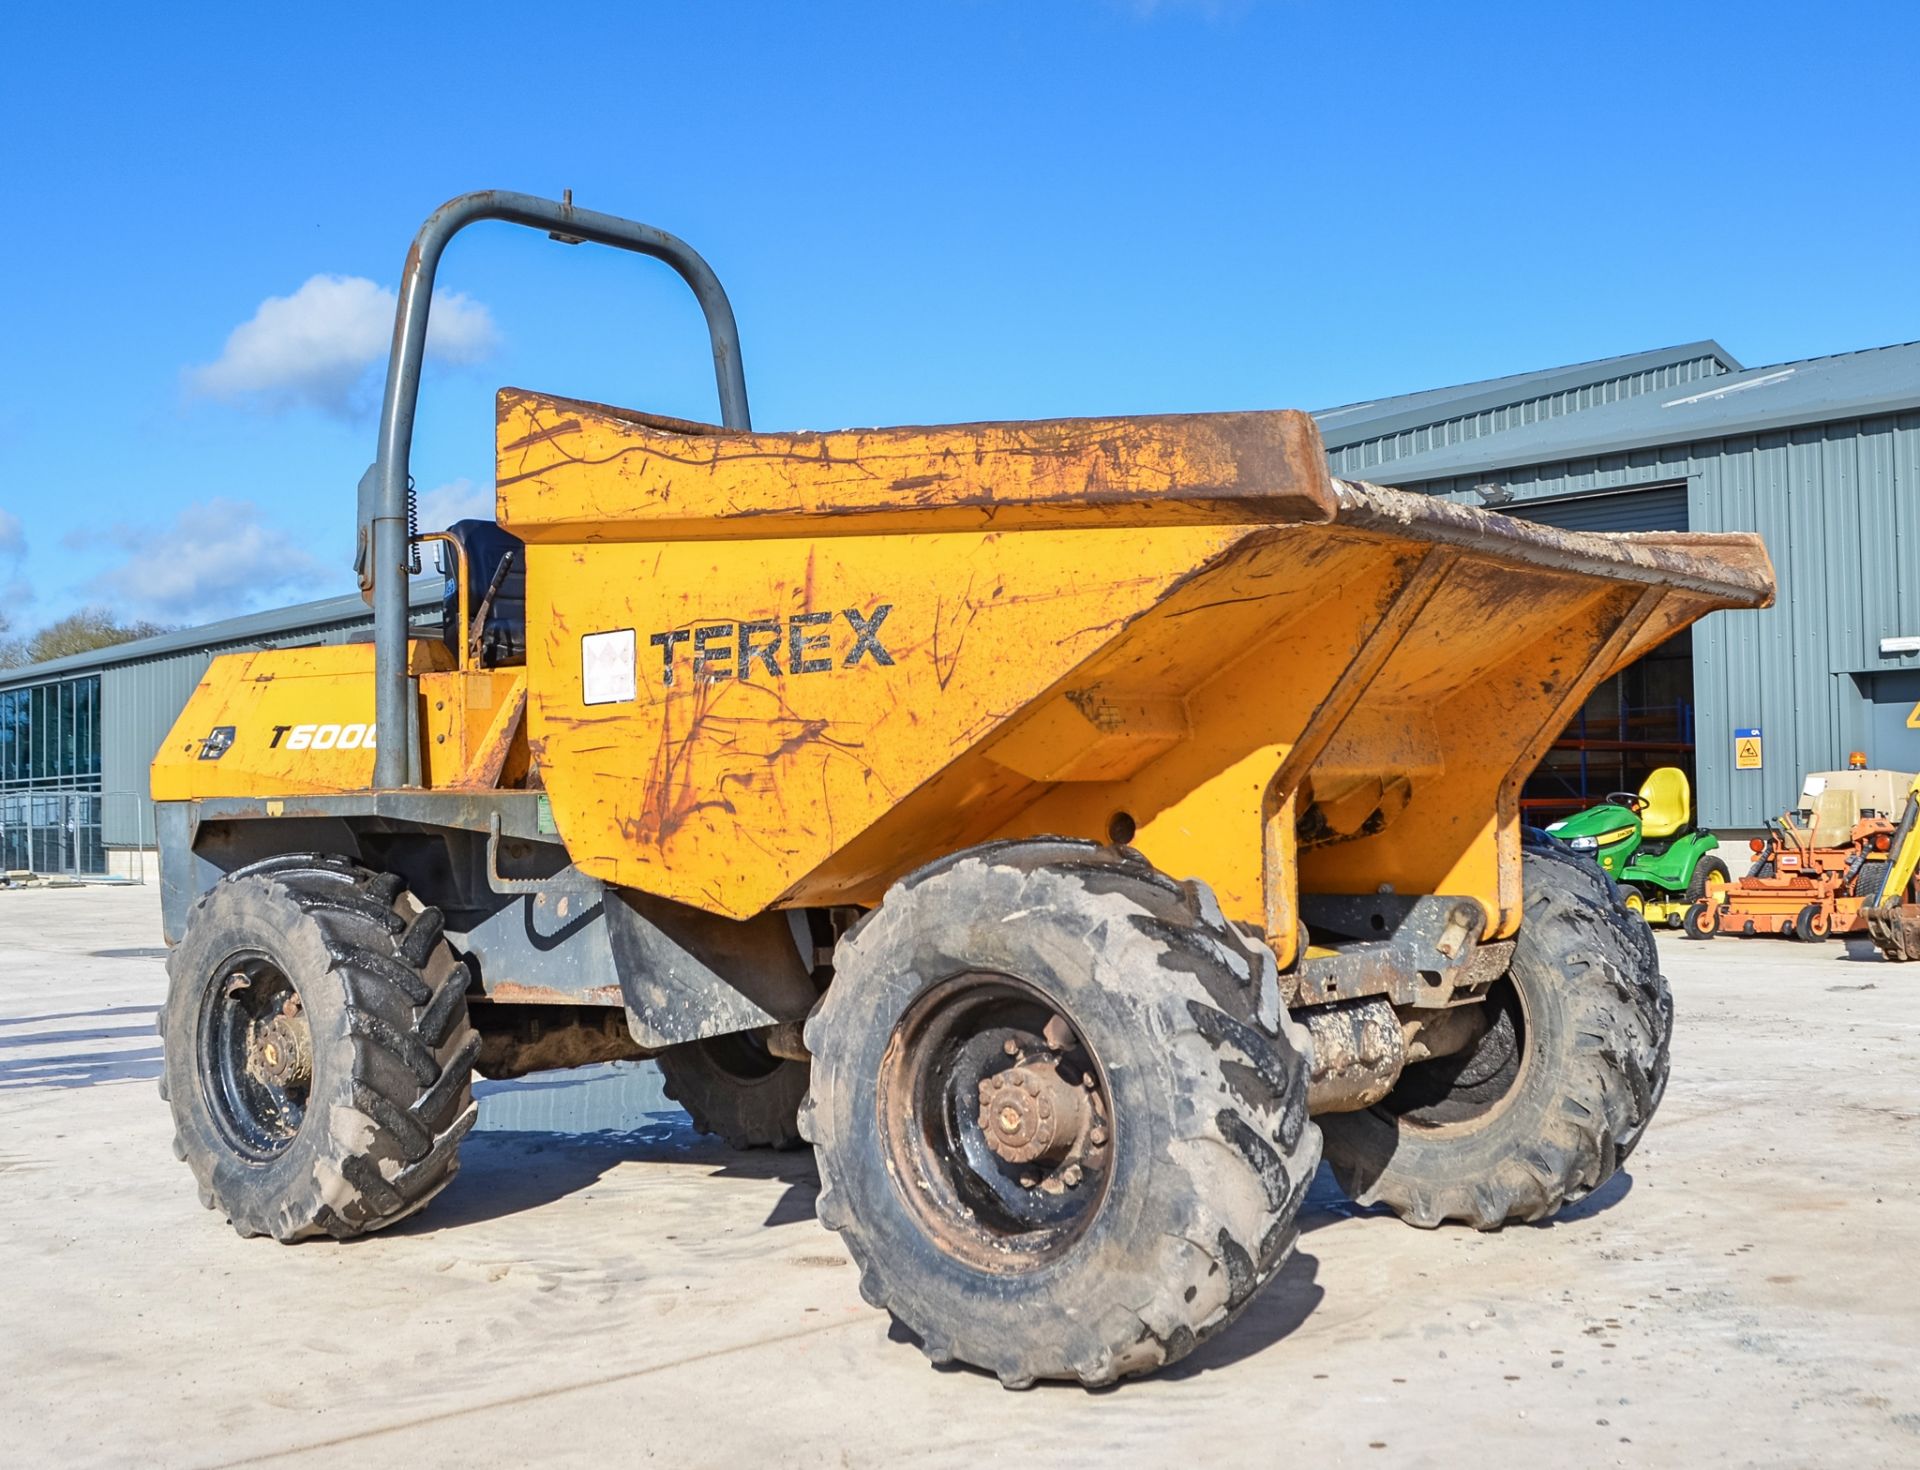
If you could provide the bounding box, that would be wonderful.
[1414,410,1920,828]
[101,603,443,847]
[1327,353,1730,481]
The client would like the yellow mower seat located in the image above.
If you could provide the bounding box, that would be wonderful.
[1638,766,1692,839]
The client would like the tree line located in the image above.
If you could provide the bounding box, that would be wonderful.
[0,609,171,671]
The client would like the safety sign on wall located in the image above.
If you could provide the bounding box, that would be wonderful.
[1734,727,1763,770]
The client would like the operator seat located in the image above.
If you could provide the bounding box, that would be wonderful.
[1638,766,1692,839]
[1810,789,1860,850]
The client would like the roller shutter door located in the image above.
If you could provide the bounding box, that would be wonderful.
[1507,484,1688,533]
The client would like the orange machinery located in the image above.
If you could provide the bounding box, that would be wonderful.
[1685,765,1912,942]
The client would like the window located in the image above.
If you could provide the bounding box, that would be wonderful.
[0,674,105,875]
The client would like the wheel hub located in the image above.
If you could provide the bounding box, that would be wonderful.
[878,973,1117,1271]
[977,1058,1087,1166]
[204,955,313,1159]
[247,1006,312,1090]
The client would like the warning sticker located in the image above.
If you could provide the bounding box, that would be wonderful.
[1734,727,1763,770]
[1907,699,1920,730]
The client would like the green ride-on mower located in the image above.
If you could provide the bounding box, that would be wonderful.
[1546,766,1729,927]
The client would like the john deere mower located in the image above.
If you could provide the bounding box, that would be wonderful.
[1546,766,1728,925]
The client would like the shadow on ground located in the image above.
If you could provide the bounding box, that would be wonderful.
[1299,1157,1635,1230]
[0,1044,163,1089]
[0,1003,158,1029]
[394,1111,820,1237]
[0,1001,164,1089]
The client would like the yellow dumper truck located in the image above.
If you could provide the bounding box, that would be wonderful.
[151,193,1776,1386]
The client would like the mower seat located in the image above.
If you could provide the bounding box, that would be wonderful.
[1638,766,1692,840]
[1810,789,1860,850]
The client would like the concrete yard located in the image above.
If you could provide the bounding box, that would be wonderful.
[1,883,1915,1469]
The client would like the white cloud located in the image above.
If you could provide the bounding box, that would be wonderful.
[82,498,332,625]
[189,275,498,418]
[416,477,495,531]
[0,508,23,560]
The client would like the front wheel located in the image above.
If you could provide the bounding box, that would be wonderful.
[802,840,1317,1387]
[1319,846,1670,1230]
[160,856,479,1241]
[1683,900,1719,940]
[1793,903,1830,942]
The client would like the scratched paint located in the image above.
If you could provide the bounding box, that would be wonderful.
[156,394,1774,973]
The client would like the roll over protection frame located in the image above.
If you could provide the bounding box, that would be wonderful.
[360,190,751,789]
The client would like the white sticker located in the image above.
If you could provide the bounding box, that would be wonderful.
[581,629,637,706]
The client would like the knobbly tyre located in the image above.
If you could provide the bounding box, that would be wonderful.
[151,192,1776,1387]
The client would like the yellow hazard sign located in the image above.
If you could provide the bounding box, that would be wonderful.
[1907,698,1920,730]
[1734,727,1762,770]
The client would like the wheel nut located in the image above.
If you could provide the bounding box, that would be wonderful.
[1003,1039,1020,1056]
[1063,1165,1083,1187]
[1090,1125,1107,1146]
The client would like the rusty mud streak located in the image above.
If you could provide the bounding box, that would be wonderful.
[499,418,583,454]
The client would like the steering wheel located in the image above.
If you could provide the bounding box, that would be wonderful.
[1606,791,1648,813]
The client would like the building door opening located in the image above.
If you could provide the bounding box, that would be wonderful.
[1858,670,1920,774]
[1503,484,1696,822]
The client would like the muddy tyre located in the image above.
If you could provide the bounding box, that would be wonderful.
[802,839,1318,1387]
[160,855,480,1241]
[658,1034,808,1149]
[1319,843,1671,1229]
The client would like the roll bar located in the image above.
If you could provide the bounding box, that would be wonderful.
[359,190,751,789]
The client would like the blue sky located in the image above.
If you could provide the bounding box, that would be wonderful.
[2,0,1915,630]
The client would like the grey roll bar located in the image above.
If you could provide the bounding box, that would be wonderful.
[361,190,752,790]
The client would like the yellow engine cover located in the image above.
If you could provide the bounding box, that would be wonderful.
[152,641,454,800]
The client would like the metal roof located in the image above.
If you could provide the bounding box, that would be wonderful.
[0,581,444,690]
[1337,340,1920,489]
[1312,340,1743,451]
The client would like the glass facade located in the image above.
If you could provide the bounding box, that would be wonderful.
[0,675,105,875]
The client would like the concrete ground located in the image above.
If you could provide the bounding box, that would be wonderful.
[1,885,1915,1469]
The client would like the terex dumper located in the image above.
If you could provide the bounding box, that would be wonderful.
[151,193,1776,1386]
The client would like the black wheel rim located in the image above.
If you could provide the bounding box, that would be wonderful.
[878,973,1114,1273]
[198,950,313,1161]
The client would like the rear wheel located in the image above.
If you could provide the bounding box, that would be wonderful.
[1686,856,1730,905]
[1320,846,1670,1229]
[803,840,1317,1386]
[160,855,479,1241]
[658,1033,808,1150]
